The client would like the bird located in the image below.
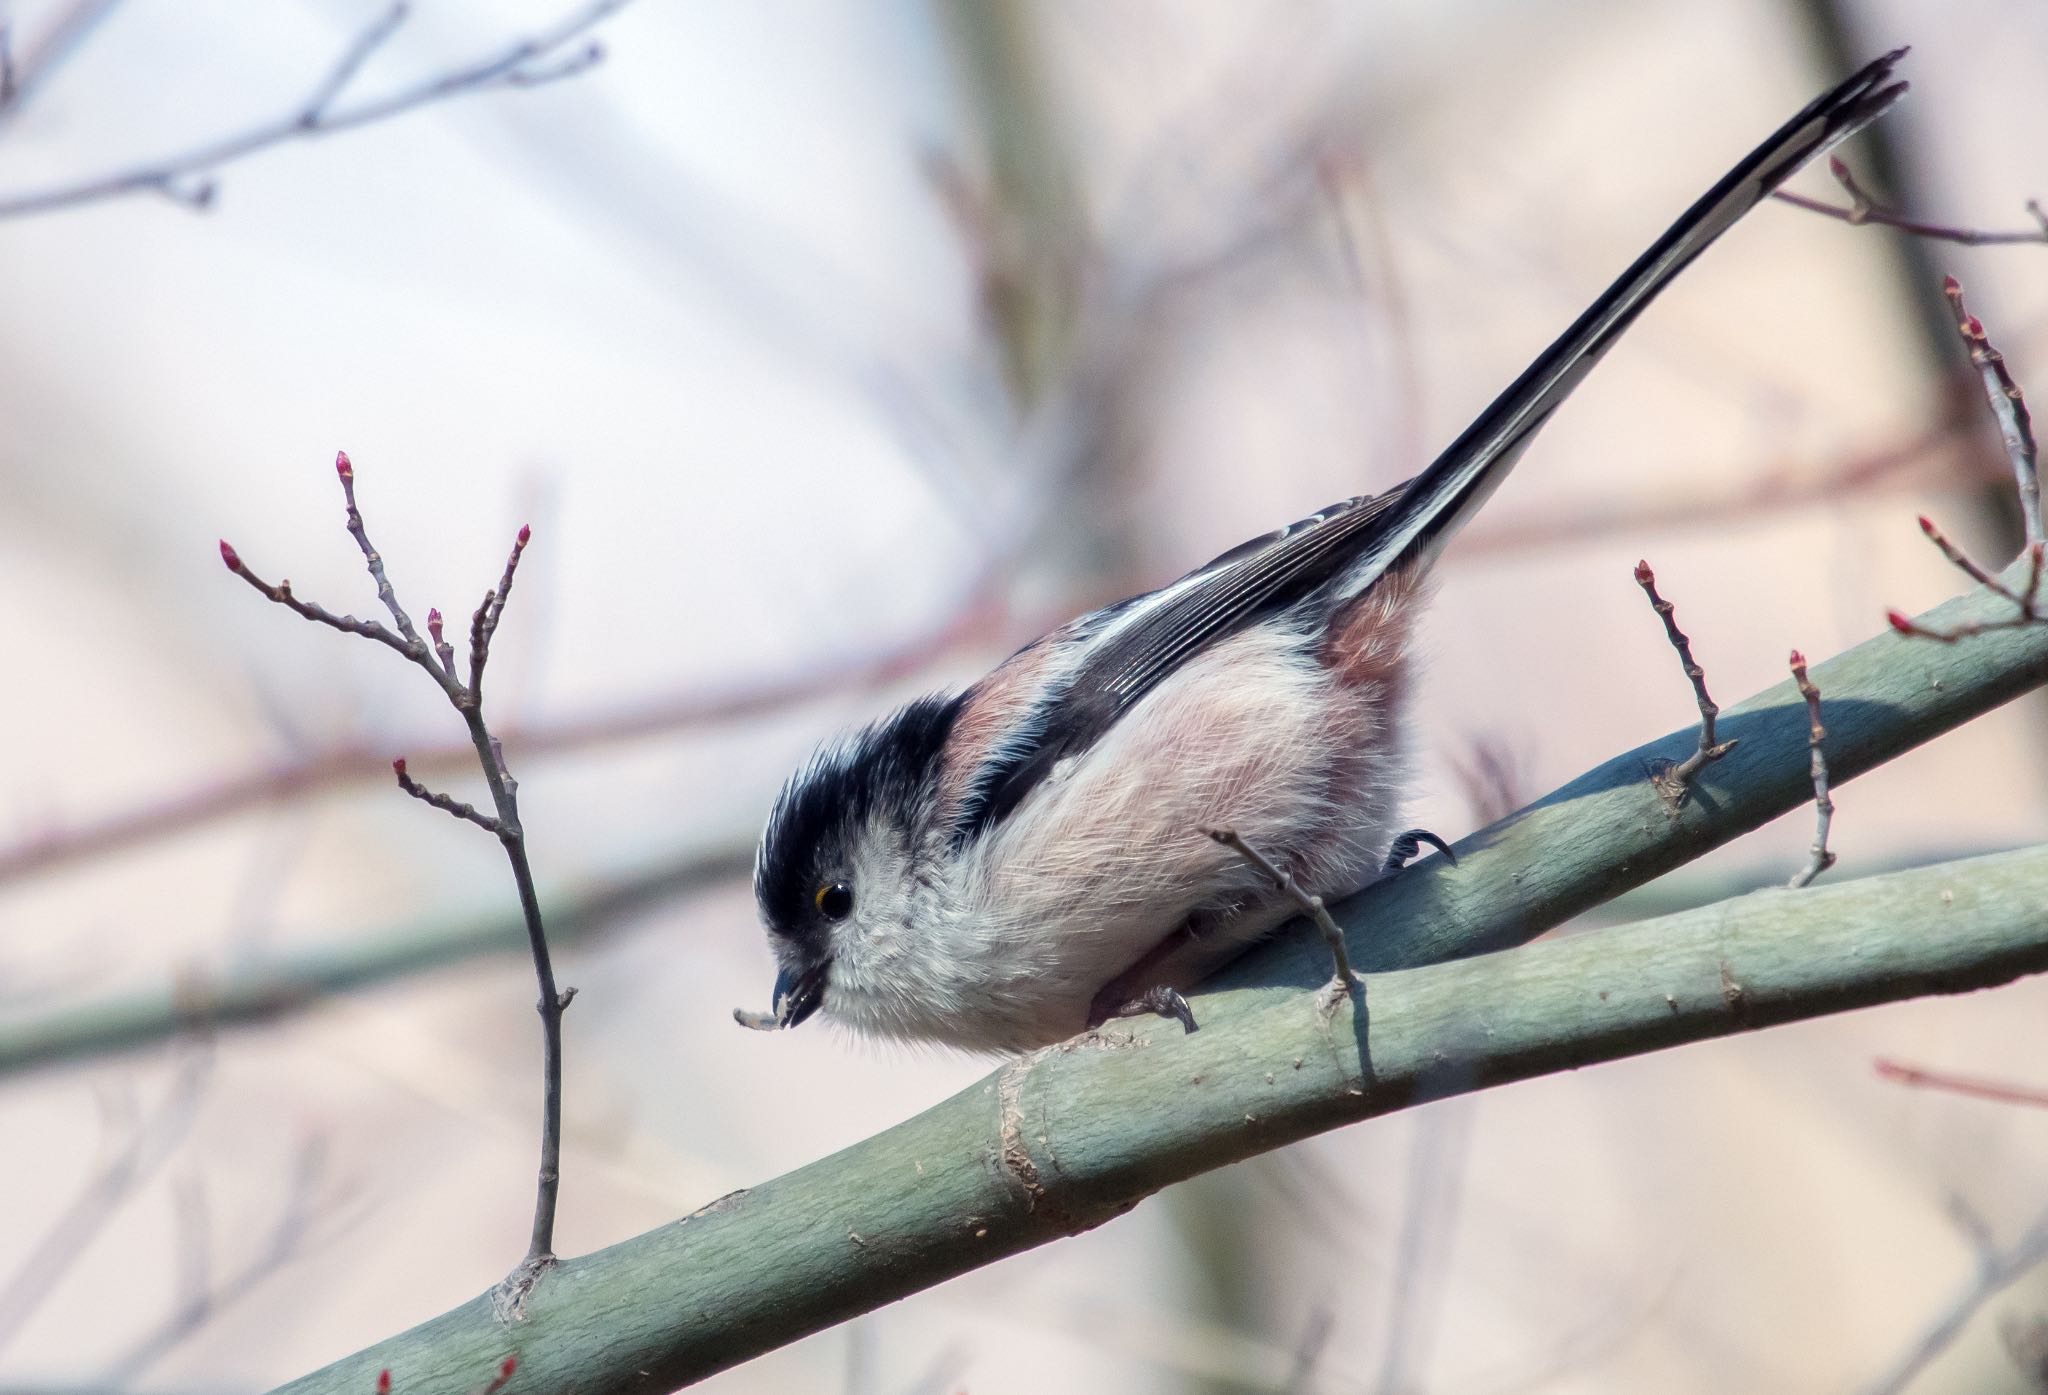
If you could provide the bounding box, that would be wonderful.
[740,50,1908,1054]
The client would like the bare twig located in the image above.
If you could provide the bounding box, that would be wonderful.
[1889,527,2045,643]
[217,539,410,659]
[1773,156,2048,248]
[1204,827,1359,1014]
[393,758,503,834]
[1786,650,1836,887]
[1875,1058,2048,1109]
[1888,281,2048,641]
[0,0,635,219]
[1943,276,2043,543]
[1633,560,1737,802]
[223,451,568,1302]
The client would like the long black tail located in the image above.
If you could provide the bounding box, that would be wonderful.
[1347,47,1908,589]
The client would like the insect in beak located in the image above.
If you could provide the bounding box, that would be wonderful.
[773,962,828,1028]
[734,960,830,1032]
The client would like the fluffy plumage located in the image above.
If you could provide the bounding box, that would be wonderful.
[749,51,1909,1053]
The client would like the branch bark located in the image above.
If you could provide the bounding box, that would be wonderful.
[277,842,2048,1392]
[269,558,2048,1391]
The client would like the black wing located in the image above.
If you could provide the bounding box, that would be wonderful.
[951,50,1908,843]
[950,490,1406,840]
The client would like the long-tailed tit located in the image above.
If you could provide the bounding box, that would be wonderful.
[741,51,1907,1054]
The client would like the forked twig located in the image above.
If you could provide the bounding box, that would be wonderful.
[1204,828,1359,1014]
[1785,651,1836,888]
[1943,275,2043,543]
[1633,560,1737,803]
[1888,524,2045,644]
[1889,279,2048,643]
[1773,156,2048,249]
[0,1,635,218]
[222,451,567,1309]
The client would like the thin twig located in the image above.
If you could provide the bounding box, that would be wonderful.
[1773,156,2048,248]
[1204,827,1359,1012]
[470,526,532,698]
[335,452,434,668]
[223,452,568,1304]
[0,0,635,219]
[1786,650,1836,888]
[1633,560,1737,802]
[1889,528,2045,643]
[1943,276,2043,543]
[217,539,411,660]
[393,758,503,834]
[1875,1058,2048,1109]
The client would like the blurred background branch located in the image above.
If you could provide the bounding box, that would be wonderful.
[0,0,636,217]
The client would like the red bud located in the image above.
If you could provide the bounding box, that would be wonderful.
[377,1373,392,1395]
[1827,154,1849,180]
[1788,649,1805,669]
[1942,274,1962,295]
[1886,609,1915,634]
[499,1358,517,1378]
[1917,514,1937,536]
[219,539,241,571]
[1965,316,1986,339]
[516,524,531,546]
[392,758,408,777]
[1632,559,1652,584]
[335,450,353,480]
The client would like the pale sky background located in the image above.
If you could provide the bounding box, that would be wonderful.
[3,1,2048,1391]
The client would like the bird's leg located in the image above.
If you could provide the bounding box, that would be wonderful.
[1087,920,1204,1035]
[1382,827,1457,876]
[1095,983,1200,1034]
[1204,827,1361,1018]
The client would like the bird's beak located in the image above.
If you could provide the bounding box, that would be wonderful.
[772,961,829,1029]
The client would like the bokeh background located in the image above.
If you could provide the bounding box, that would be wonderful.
[3,0,2047,1390]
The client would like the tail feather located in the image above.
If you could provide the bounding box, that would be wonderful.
[1350,47,1908,588]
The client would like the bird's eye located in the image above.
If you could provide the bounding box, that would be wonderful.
[814,881,854,921]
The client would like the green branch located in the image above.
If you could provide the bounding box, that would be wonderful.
[276,842,2048,1391]
[269,565,2048,1391]
[0,842,751,1078]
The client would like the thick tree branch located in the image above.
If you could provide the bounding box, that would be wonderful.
[269,557,2048,1391]
[276,840,2048,1392]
